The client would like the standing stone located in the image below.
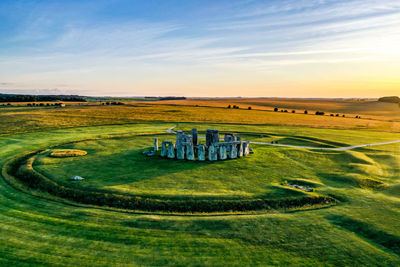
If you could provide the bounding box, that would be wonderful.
[237,142,243,157]
[206,129,219,146]
[176,131,184,159]
[161,141,168,157]
[198,144,206,161]
[243,141,250,156]
[192,128,198,145]
[167,142,175,158]
[206,129,213,146]
[186,143,195,160]
[176,144,185,160]
[229,143,237,159]
[176,131,183,147]
[219,144,227,160]
[154,138,158,151]
[224,133,235,142]
[208,145,218,161]
[212,130,219,145]
[184,134,193,146]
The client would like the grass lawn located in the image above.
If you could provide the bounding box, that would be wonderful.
[0,110,399,265]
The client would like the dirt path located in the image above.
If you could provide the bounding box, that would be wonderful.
[249,140,400,150]
[165,125,400,150]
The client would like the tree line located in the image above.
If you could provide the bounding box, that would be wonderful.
[0,94,86,102]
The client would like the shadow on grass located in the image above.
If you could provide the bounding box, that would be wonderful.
[326,215,400,255]
[317,172,358,188]
[123,217,232,232]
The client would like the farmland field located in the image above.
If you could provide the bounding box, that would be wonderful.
[0,103,399,266]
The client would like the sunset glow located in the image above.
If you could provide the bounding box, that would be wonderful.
[1,0,399,97]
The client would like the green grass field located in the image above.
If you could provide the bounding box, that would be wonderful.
[0,105,399,266]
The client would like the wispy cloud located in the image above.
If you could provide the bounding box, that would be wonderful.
[0,0,399,97]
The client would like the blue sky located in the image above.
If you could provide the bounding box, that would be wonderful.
[0,0,399,97]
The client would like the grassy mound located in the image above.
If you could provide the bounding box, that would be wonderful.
[49,149,87,158]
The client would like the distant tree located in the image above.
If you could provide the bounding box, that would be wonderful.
[46,103,50,106]
[39,103,44,106]
[315,111,325,115]
[106,102,110,105]
[378,96,400,103]
[292,110,295,113]
[304,110,308,114]
[342,114,345,117]
[7,103,11,106]
[227,105,231,109]
[248,106,252,110]
[274,107,278,112]
[330,114,334,116]
[336,114,339,117]
[284,110,288,113]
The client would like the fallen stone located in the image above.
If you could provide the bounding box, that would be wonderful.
[287,183,313,192]
[142,150,155,157]
[71,176,84,181]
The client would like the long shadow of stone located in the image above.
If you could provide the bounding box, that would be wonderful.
[326,215,400,255]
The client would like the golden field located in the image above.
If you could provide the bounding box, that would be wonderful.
[146,98,400,121]
[1,99,399,136]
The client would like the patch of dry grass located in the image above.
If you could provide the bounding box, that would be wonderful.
[49,149,87,158]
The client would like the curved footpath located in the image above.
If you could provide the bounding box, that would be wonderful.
[166,125,400,150]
